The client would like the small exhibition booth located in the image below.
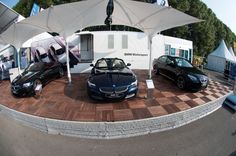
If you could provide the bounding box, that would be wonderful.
[207,40,236,73]
[68,31,193,73]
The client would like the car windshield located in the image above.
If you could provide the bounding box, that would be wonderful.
[174,58,193,68]
[95,59,126,70]
[40,53,48,59]
[55,48,65,55]
[27,63,44,72]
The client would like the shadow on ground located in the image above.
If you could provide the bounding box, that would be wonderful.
[228,151,236,156]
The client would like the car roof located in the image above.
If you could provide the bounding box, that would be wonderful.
[96,58,125,62]
[161,55,187,60]
[31,62,45,66]
[30,61,59,67]
[98,58,123,60]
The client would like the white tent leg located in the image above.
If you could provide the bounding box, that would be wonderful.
[15,25,21,75]
[148,36,153,79]
[17,49,21,73]
[66,40,72,83]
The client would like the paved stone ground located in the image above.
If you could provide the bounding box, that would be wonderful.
[204,68,233,86]
[0,70,231,122]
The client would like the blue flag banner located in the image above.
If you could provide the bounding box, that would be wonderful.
[155,0,169,6]
[30,3,40,16]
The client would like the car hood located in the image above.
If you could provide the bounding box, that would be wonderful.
[90,69,136,87]
[12,71,40,85]
[180,67,206,76]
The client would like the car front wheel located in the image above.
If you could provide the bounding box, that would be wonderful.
[153,65,159,75]
[177,76,185,89]
[33,79,42,94]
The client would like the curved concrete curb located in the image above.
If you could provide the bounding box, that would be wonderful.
[0,92,231,139]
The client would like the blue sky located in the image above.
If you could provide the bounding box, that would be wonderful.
[0,0,19,8]
[201,0,236,34]
[0,0,235,34]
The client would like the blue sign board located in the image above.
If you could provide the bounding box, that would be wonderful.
[30,3,40,16]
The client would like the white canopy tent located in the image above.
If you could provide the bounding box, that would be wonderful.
[229,47,235,57]
[0,2,19,34]
[0,22,47,49]
[207,40,236,72]
[0,2,25,45]
[0,0,201,82]
[19,0,201,37]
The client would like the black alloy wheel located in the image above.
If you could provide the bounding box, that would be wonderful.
[177,76,185,89]
[153,65,159,75]
[33,79,42,93]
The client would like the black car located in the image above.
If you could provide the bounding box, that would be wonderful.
[153,55,208,91]
[11,62,64,96]
[87,58,138,100]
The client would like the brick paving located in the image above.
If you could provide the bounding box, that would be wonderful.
[0,70,231,122]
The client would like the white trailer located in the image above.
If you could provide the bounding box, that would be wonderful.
[69,31,193,73]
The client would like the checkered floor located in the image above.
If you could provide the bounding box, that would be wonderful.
[0,70,231,122]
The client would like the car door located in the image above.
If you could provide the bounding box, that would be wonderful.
[157,56,167,75]
[41,63,58,83]
[165,56,177,80]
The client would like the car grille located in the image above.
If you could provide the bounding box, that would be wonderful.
[99,86,128,94]
[114,86,128,93]
[99,87,113,93]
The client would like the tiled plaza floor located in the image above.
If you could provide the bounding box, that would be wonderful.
[0,70,231,122]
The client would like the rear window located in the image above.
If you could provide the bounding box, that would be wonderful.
[175,58,193,68]
[27,63,44,71]
[56,48,65,55]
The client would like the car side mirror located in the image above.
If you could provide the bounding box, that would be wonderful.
[127,63,131,66]
[90,64,94,67]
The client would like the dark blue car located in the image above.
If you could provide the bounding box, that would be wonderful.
[87,58,138,100]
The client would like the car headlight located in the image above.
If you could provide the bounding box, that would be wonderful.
[131,80,138,86]
[88,80,96,87]
[23,82,32,88]
[187,74,198,82]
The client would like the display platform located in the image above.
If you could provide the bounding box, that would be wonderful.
[0,70,232,139]
[0,70,231,122]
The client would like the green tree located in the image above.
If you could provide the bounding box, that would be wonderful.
[163,0,236,56]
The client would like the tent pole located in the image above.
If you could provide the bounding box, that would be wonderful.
[17,49,21,73]
[65,39,72,83]
[13,24,21,74]
[148,35,153,79]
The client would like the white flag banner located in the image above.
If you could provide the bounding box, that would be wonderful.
[156,0,169,6]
